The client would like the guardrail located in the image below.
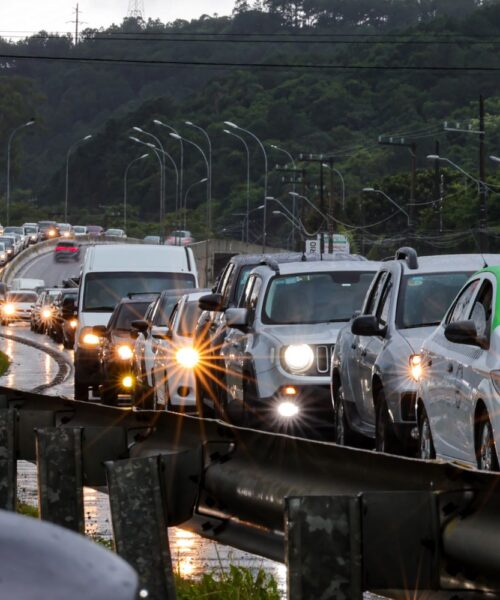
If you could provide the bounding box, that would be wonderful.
[1,386,500,598]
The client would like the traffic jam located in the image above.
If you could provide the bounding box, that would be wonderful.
[2,233,500,472]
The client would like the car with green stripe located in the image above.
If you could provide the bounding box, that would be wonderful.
[417,265,500,470]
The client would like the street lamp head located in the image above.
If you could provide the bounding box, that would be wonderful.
[25,119,35,126]
[132,126,143,133]
[83,135,92,141]
[153,119,164,126]
[257,205,265,210]
[489,155,500,164]
[146,142,156,149]
[139,153,149,159]
[289,191,299,197]
[426,154,441,160]
[362,187,375,193]
[199,177,208,183]
[129,136,141,143]
[224,121,238,129]
[185,121,193,126]
[272,210,282,215]
[169,133,182,140]
[265,196,274,200]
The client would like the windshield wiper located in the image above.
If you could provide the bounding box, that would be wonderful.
[84,306,115,312]
[402,321,440,329]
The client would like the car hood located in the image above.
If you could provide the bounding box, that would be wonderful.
[260,321,346,345]
[79,312,112,329]
[109,331,134,345]
[399,326,436,353]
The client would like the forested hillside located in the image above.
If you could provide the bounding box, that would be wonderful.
[0,0,499,252]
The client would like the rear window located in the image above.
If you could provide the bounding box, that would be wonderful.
[7,292,37,302]
[57,241,77,248]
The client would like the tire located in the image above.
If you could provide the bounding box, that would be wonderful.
[333,385,364,447]
[477,415,499,472]
[418,406,436,460]
[74,381,89,401]
[375,389,402,454]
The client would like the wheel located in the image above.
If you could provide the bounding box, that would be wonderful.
[477,415,499,471]
[375,389,402,454]
[418,406,436,460]
[333,385,364,447]
[74,381,89,401]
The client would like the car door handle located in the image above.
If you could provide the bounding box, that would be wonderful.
[360,350,367,358]
[447,363,453,373]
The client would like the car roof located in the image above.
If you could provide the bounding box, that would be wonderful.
[116,293,159,305]
[227,251,367,268]
[159,287,199,299]
[398,254,500,274]
[269,259,381,276]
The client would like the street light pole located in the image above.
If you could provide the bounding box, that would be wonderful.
[289,191,331,225]
[6,119,35,226]
[154,120,183,214]
[123,153,148,231]
[65,134,92,224]
[224,121,268,252]
[145,143,179,225]
[169,133,210,234]
[186,121,212,231]
[132,127,166,220]
[270,143,297,246]
[362,187,410,226]
[184,177,208,230]
[224,129,251,243]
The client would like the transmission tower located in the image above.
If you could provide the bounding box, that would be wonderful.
[127,0,145,19]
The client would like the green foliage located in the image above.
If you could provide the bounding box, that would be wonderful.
[175,565,280,600]
[0,351,10,377]
[16,502,39,518]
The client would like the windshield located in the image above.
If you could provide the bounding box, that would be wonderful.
[177,301,202,337]
[263,271,375,325]
[83,272,195,312]
[113,302,151,330]
[396,272,471,329]
[74,226,86,233]
[7,292,37,303]
[4,227,23,234]
[24,227,36,233]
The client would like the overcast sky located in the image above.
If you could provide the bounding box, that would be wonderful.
[0,0,236,37]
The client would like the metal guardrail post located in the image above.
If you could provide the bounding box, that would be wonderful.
[285,496,363,600]
[0,408,17,511]
[105,456,177,600]
[35,427,84,533]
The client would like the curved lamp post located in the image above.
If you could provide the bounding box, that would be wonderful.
[129,136,164,229]
[224,121,268,251]
[362,187,410,227]
[65,134,92,223]
[123,153,149,231]
[224,128,251,243]
[183,177,208,230]
[133,127,166,220]
[6,119,35,226]
[154,120,183,213]
[185,121,212,230]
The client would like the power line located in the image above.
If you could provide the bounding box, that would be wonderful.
[1,52,500,71]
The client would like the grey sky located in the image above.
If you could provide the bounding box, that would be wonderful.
[0,0,236,37]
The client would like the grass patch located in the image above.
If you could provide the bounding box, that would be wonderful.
[0,350,10,376]
[16,501,39,518]
[175,566,280,599]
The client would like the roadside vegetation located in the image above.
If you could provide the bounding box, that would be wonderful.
[0,351,10,377]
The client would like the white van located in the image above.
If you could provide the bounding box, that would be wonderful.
[74,244,198,400]
[11,278,46,291]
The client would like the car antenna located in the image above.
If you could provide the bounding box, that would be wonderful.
[470,229,488,268]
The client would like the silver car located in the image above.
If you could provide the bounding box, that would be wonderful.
[220,258,379,433]
[331,248,500,454]
[417,265,500,471]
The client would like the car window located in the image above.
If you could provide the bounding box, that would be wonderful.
[246,276,262,322]
[377,274,393,325]
[219,263,235,302]
[447,279,480,324]
[364,271,388,316]
[470,279,493,341]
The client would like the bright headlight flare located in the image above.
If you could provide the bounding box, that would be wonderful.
[283,344,314,374]
[69,319,78,329]
[0,253,5,260]
[277,401,300,418]
[122,375,134,389]
[116,344,133,360]
[176,347,200,369]
[48,229,56,237]
[41,308,52,320]
[409,354,422,381]
[63,231,70,238]
[3,303,15,316]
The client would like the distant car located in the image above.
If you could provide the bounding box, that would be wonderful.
[22,225,40,244]
[73,226,88,237]
[11,278,45,291]
[2,233,22,255]
[1,291,38,325]
[57,223,74,239]
[38,221,60,240]
[54,240,80,262]
[86,225,104,237]
[0,243,8,266]
[0,237,16,259]
[47,289,79,346]
[95,294,157,405]
[105,229,127,239]
[144,235,161,244]
[30,288,61,333]
[4,227,29,249]
[166,230,193,246]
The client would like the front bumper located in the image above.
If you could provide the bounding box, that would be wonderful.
[102,359,135,392]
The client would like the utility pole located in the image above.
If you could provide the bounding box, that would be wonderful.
[479,94,488,250]
[69,4,86,45]
[378,136,417,231]
[298,154,330,229]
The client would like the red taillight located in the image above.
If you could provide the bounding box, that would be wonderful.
[56,246,77,252]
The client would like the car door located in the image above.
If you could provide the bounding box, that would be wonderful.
[429,278,481,458]
[452,276,493,462]
[344,271,387,408]
[356,271,391,423]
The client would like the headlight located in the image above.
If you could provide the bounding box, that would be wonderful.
[48,230,56,237]
[63,231,70,238]
[277,401,300,418]
[283,344,314,374]
[6,249,12,255]
[121,375,134,389]
[409,354,422,381]
[116,344,133,360]
[31,235,37,241]
[42,308,52,320]
[0,253,5,260]
[176,347,199,369]
[3,303,15,316]
[69,319,78,329]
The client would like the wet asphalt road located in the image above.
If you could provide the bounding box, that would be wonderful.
[18,244,87,286]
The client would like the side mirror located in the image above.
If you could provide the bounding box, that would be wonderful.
[225,308,249,330]
[92,325,107,336]
[199,293,224,312]
[151,325,171,340]
[131,319,149,333]
[444,320,487,349]
[351,315,387,338]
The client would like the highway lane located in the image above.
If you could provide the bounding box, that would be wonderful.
[17,245,87,287]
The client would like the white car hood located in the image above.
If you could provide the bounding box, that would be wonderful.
[78,312,112,329]
[261,321,345,345]
[400,325,436,353]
